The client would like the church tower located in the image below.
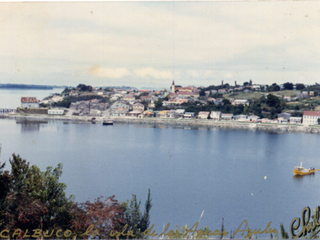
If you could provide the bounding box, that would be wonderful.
[171,80,175,93]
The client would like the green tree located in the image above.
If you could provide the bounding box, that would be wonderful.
[140,189,152,232]
[25,163,74,230]
[77,84,92,92]
[199,89,206,97]
[266,94,280,107]
[296,83,305,90]
[0,161,11,221]
[220,218,224,239]
[55,98,72,108]
[2,154,74,233]
[155,99,163,109]
[61,88,71,96]
[222,99,231,105]
[283,82,293,90]
[120,189,152,239]
[280,223,289,239]
[140,100,148,111]
[267,83,280,92]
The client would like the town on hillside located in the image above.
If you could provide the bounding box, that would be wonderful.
[8,81,320,125]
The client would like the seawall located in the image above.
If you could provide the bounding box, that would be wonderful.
[112,117,320,133]
[1,112,320,134]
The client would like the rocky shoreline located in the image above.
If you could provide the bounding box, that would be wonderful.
[1,112,320,133]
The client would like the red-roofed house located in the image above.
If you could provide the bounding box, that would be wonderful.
[303,111,320,125]
[124,94,135,101]
[21,97,40,108]
[177,91,199,98]
[139,89,152,93]
[133,103,144,112]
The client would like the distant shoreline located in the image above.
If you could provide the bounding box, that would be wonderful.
[1,112,320,134]
[0,83,66,90]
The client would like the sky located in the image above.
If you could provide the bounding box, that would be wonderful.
[1,2,320,88]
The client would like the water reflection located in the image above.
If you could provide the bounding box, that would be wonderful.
[293,174,316,181]
[16,120,48,131]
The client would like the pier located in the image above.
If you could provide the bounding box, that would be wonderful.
[0,108,15,114]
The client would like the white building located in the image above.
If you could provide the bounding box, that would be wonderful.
[48,109,65,115]
[21,97,40,108]
[290,117,302,124]
[234,114,248,121]
[221,113,234,121]
[232,99,249,106]
[184,112,195,118]
[303,111,320,125]
[210,111,221,120]
[198,111,210,119]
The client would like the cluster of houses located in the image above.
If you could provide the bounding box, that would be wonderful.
[110,102,145,117]
[148,110,302,124]
[17,80,320,126]
[70,100,109,116]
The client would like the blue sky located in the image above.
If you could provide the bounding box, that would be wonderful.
[1,2,320,88]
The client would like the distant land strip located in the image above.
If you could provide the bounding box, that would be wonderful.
[0,83,68,90]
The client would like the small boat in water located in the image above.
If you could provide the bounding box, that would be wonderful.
[293,160,319,175]
[103,120,113,126]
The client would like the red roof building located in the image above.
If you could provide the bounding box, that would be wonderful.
[139,89,152,93]
[21,97,40,108]
[303,111,320,125]
[21,97,39,103]
[304,111,320,116]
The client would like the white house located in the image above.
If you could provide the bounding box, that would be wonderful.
[221,113,234,121]
[184,112,195,118]
[48,109,64,115]
[133,103,144,112]
[21,97,40,108]
[232,99,249,106]
[248,115,260,122]
[290,117,302,124]
[234,114,248,121]
[303,111,320,125]
[210,111,221,120]
[198,111,210,119]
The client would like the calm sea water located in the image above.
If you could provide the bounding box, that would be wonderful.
[1,116,320,237]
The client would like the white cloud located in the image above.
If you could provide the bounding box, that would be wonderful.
[224,73,233,79]
[134,67,173,79]
[186,70,200,78]
[204,70,214,78]
[1,2,320,87]
[86,66,131,79]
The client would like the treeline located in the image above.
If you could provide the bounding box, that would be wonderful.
[0,154,151,239]
[53,95,108,108]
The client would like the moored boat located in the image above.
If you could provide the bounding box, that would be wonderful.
[293,160,319,175]
[103,120,113,126]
